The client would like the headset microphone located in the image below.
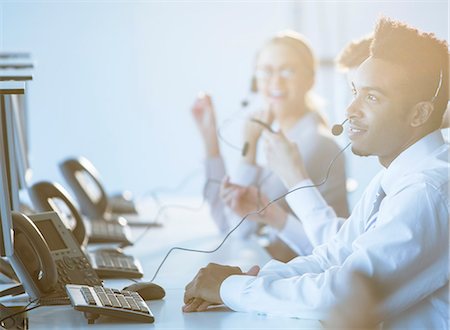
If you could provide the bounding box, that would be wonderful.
[331,118,348,136]
[241,142,249,156]
[250,118,276,133]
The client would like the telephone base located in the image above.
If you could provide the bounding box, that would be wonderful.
[38,296,70,306]
[0,284,24,298]
[0,304,29,330]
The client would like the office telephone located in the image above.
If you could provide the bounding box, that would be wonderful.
[8,211,102,305]
[109,192,138,215]
[0,258,18,283]
[29,181,143,278]
[60,157,156,226]
[59,157,137,219]
[30,180,132,246]
[66,284,154,324]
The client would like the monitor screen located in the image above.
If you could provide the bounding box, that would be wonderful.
[11,94,32,190]
[2,94,20,211]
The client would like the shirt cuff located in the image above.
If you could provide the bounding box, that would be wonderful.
[277,215,313,256]
[229,162,261,187]
[205,157,226,181]
[220,274,256,312]
[285,179,329,220]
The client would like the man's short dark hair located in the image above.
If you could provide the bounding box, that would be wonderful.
[370,17,449,125]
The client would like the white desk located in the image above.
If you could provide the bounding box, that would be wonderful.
[3,199,322,329]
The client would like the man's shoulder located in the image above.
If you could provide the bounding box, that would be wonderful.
[393,149,449,197]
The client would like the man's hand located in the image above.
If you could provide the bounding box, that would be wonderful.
[263,130,309,189]
[182,263,260,313]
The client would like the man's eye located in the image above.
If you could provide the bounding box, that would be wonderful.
[367,94,378,102]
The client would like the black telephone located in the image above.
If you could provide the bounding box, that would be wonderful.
[29,181,143,279]
[0,258,19,283]
[60,157,156,226]
[59,157,137,219]
[30,180,132,245]
[8,211,102,305]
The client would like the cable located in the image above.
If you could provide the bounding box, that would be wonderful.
[129,178,222,246]
[148,142,351,283]
[127,278,139,284]
[140,168,203,202]
[216,99,252,153]
[0,298,40,325]
[131,169,273,247]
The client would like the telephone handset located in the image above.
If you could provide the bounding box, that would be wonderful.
[59,157,137,220]
[9,211,58,302]
[30,181,132,245]
[29,181,87,246]
[8,211,102,305]
[29,181,143,279]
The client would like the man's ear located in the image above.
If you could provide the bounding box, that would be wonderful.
[410,102,435,127]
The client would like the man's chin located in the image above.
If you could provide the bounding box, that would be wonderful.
[351,145,370,157]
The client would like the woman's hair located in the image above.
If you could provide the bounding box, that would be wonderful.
[266,30,317,79]
[335,35,373,71]
[254,30,329,126]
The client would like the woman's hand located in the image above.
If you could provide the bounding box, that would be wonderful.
[220,177,288,230]
[191,92,220,157]
[242,109,274,164]
[263,131,309,189]
[244,109,274,144]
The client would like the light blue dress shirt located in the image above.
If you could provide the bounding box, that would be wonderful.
[221,130,449,329]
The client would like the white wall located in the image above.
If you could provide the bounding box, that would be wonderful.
[1,1,448,208]
[1,2,295,198]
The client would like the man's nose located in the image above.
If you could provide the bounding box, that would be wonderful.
[346,98,363,119]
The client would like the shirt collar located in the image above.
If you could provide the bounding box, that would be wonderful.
[380,130,445,195]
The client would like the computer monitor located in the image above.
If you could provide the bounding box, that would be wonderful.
[0,92,17,257]
[1,94,21,212]
[0,52,31,59]
[11,94,32,190]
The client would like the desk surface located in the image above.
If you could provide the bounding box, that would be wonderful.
[2,198,321,329]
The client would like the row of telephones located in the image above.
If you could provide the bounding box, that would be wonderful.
[3,157,145,305]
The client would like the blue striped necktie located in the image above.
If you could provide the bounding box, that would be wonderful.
[364,186,386,231]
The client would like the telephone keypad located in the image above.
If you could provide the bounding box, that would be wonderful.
[66,284,154,324]
[55,256,102,290]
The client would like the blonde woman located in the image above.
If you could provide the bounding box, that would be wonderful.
[192,31,348,259]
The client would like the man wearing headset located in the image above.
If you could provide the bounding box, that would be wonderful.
[183,17,449,329]
[336,34,450,132]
